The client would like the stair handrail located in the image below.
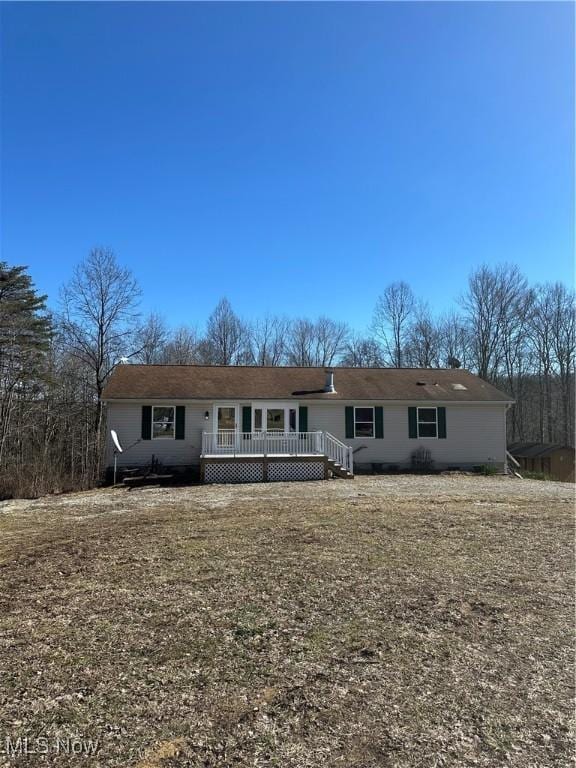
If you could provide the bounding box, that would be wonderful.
[323,431,353,474]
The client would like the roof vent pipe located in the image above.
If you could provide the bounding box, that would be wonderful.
[324,369,336,393]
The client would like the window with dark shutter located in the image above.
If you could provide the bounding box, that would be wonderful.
[408,407,417,439]
[152,406,175,438]
[175,406,185,440]
[141,406,152,440]
[354,407,375,438]
[375,407,384,439]
[417,408,437,438]
[345,407,354,439]
[438,407,447,439]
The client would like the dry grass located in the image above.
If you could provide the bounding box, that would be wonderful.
[0,476,574,767]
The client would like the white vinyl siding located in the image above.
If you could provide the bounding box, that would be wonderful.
[105,400,508,471]
[306,403,507,469]
[106,402,211,467]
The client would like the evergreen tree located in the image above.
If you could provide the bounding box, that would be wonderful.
[0,263,51,467]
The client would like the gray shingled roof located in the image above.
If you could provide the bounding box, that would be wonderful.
[103,365,513,403]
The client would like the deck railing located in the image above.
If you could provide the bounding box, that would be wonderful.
[201,430,353,474]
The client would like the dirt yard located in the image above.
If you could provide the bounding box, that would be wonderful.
[0,476,573,767]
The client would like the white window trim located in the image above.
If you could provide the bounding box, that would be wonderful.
[152,405,176,440]
[251,402,299,434]
[417,406,438,439]
[354,406,375,439]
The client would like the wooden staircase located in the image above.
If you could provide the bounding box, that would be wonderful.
[327,457,354,480]
[323,432,354,480]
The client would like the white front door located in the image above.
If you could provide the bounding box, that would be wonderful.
[214,404,238,450]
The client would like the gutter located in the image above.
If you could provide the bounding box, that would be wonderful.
[103,397,515,406]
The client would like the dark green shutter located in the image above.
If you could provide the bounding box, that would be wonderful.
[242,406,252,434]
[175,406,185,439]
[298,406,308,433]
[141,406,152,440]
[438,407,446,439]
[375,406,384,439]
[345,406,354,439]
[408,407,417,439]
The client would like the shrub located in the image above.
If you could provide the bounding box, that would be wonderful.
[522,471,550,481]
[411,447,434,473]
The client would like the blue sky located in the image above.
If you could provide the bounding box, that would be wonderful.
[1,1,574,332]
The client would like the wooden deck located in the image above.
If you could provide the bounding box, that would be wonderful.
[201,431,354,483]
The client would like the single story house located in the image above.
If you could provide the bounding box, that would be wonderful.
[508,442,575,483]
[102,365,513,483]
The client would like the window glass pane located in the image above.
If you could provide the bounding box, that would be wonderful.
[153,406,174,423]
[267,409,284,431]
[418,408,436,423]
[153,421,174,438]
[418,422,437,438]
[218,407,235,430]
[254,409,262,431]
[355,408,374,423]
[355,422,374,438]
[289,409,297,432]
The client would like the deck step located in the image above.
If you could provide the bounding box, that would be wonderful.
[327,458,354,480]
[123,473,173,488]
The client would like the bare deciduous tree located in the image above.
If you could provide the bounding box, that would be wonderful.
[59,248,141,459]
[498,281,532,441]
[527,283,575,445]
[202,298,247,365]
[134,313,169,364]
[314,317,350,367]
[461,264,525,380]
[404,302,441,368]
[286,319,316,366]
[372,282,414,367]
[161,325,199,364]
[549,283,575,446]
[247,315,289,366]
[340,335,384,367]
[527,285,556,441]
[437,311,471,369]
[285,317,349,367]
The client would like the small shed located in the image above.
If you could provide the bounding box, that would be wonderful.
[509,442,575,483]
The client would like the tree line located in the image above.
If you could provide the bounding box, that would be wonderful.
[0,249,573,497]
